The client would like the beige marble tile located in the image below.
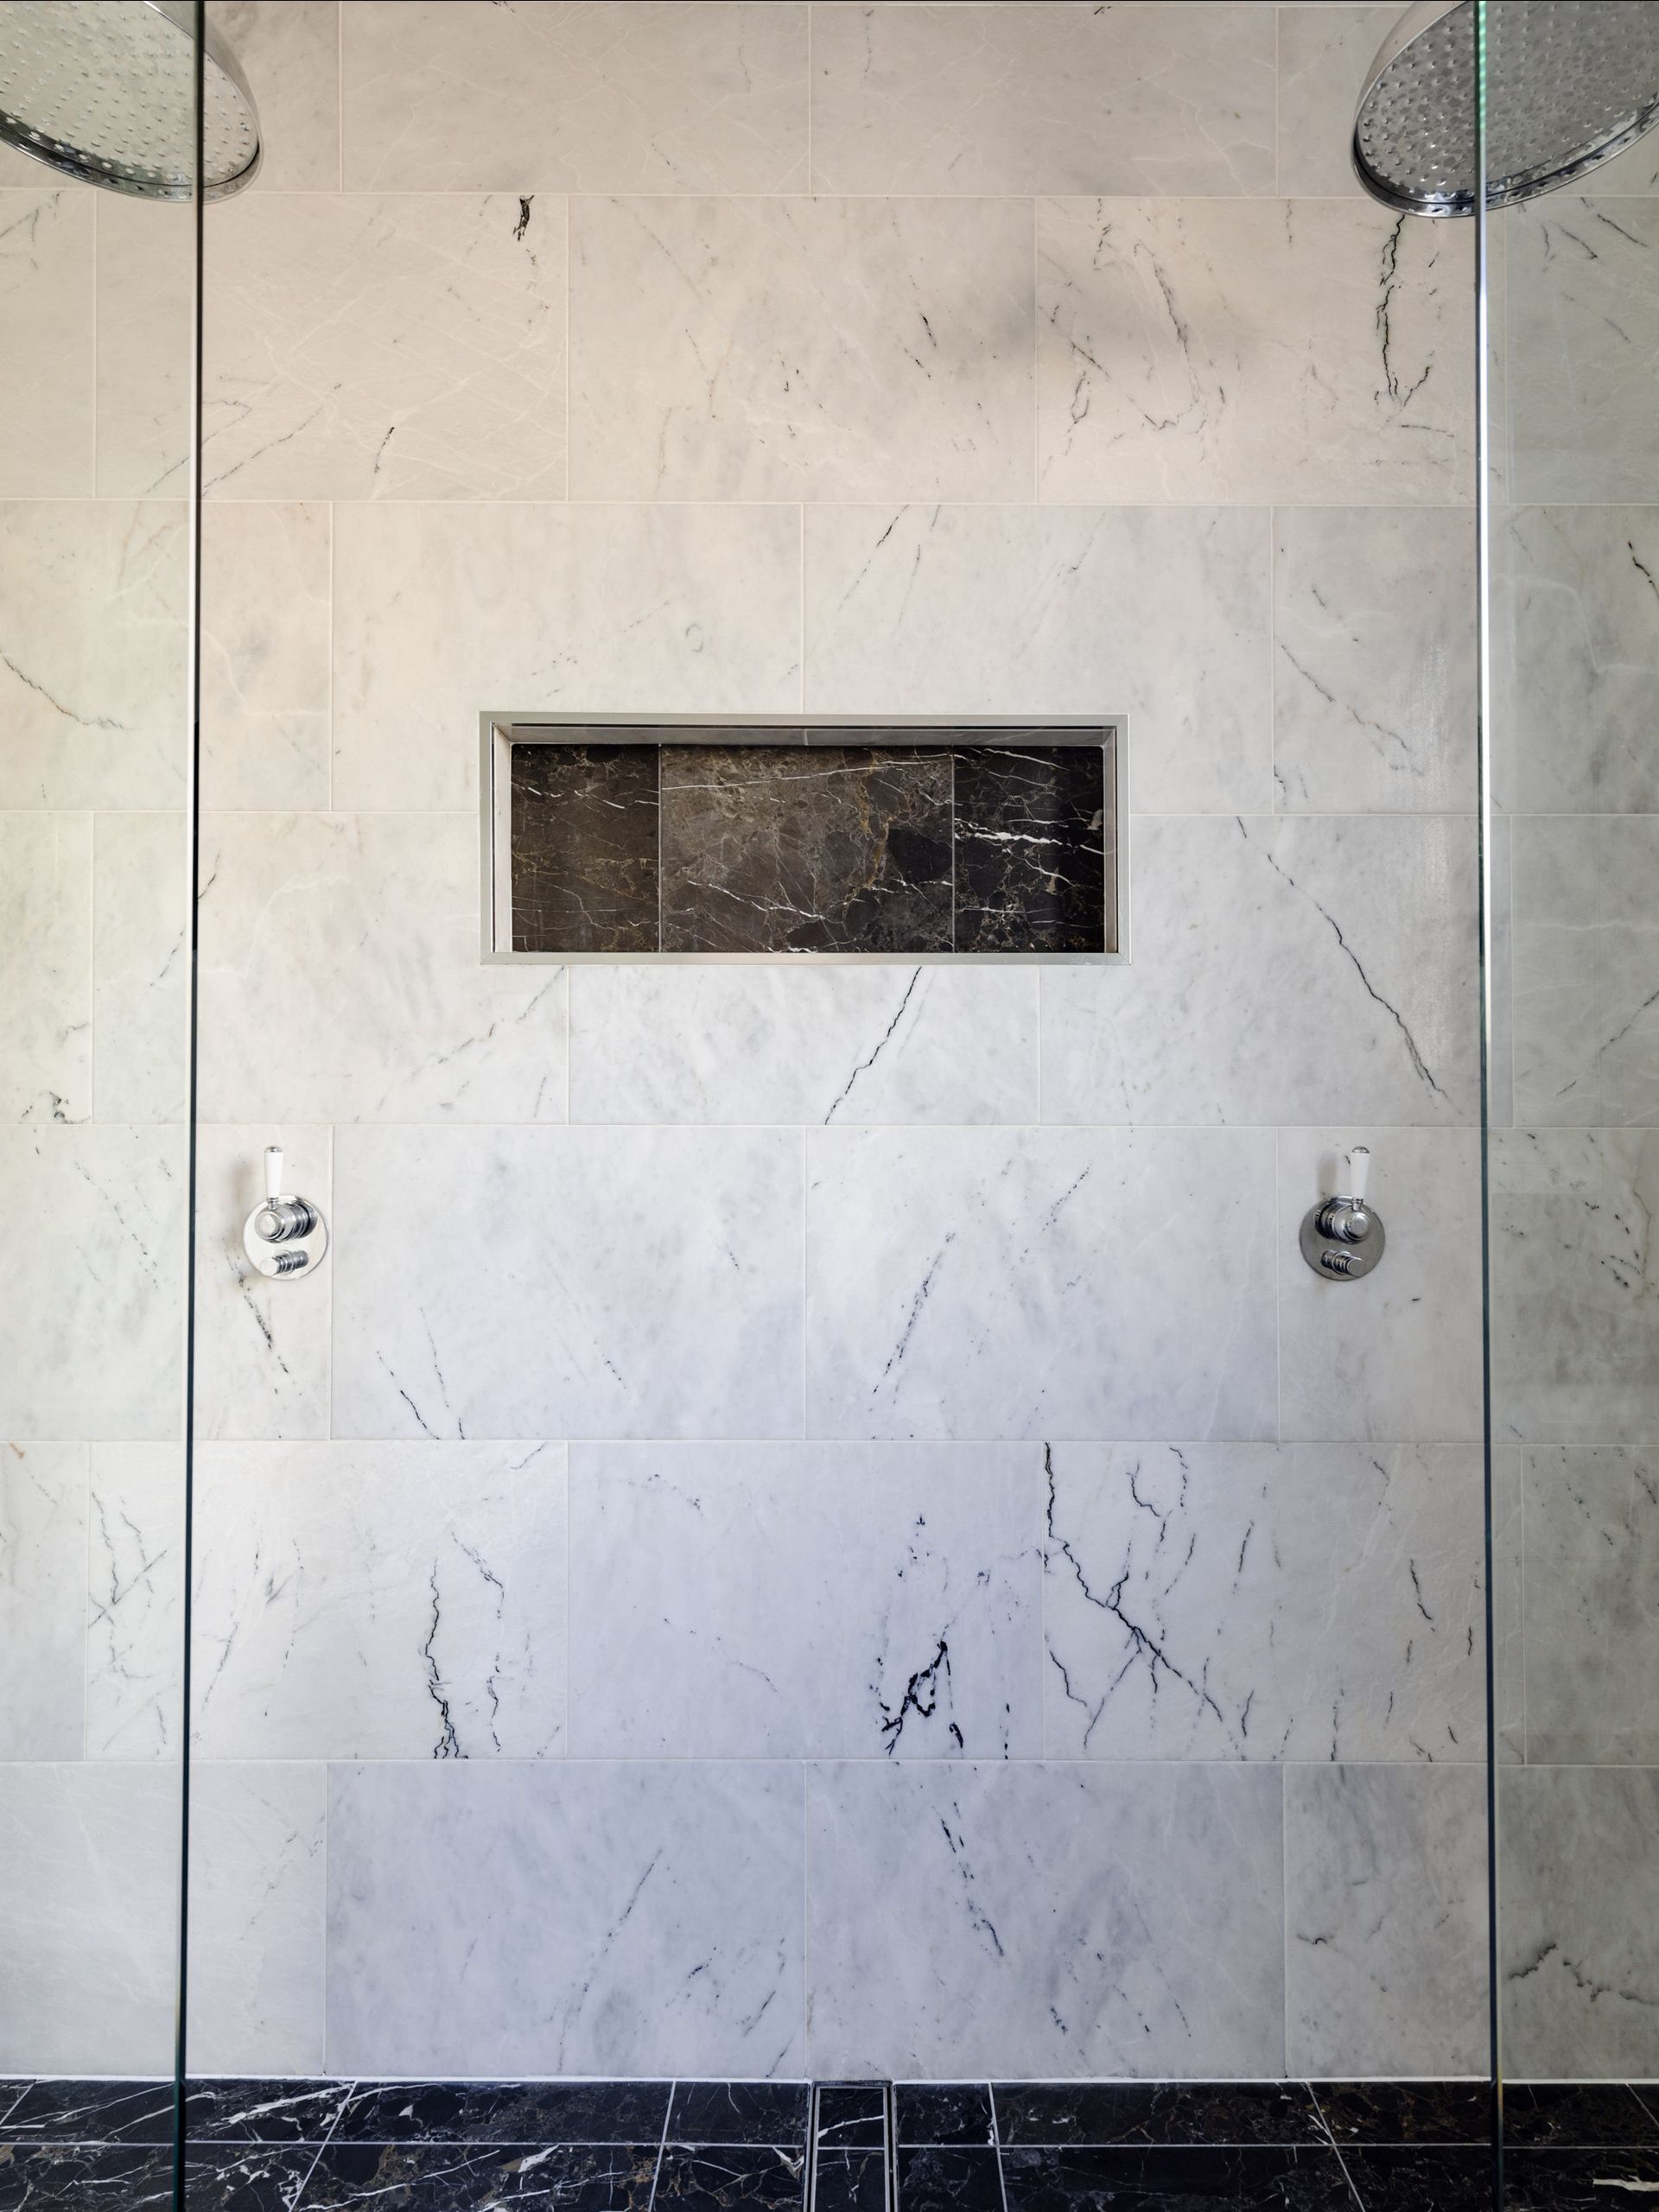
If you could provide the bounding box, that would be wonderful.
[0,502,188,810]
[0,812,92,1125]
[1038,196,1473,505]
[811,3,1274,195]
[92,811,188,1125]
[0,188,92,496]
[342,2,807,193]
[332,501,803,811]
[804,504,1271,814]
[94,199,196,499]
[200,503,331,811]
[1275,6,1397,196]
[570,195,1033,501]
[208,1,340,191]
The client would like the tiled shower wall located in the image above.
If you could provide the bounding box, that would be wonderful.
[0,0,1642,2086]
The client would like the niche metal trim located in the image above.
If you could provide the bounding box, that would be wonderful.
[478,712,1129,965]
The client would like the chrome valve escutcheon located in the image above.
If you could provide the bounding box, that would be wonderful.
[1300,1145,1386,1282]
[243,1145,328,1281]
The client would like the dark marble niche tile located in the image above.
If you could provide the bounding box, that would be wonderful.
[1313,2079,1491,2147]
[654,2143,806,2212]
[1503,2082,1659,2148]
[658,747,954,955]
[185,2077,353,2144]
[815,2085,887,2151]
[1333,2145,1492,2210]
[511,742,659,955]
[184,2141,321,2211]
[1501,2146,1659,2209]
[998,2143,1354,2210]
[992,2082,1325,2149]
[814,2147,889,2212]
[894,2084,994,2148]
[669,2082,810,2147]
[302,2140,659,2210]
[953,746,1107,956]
[896,2145,1004,2212]
[2,2077,175,2143]
[335,2078,670,2145]
[0,2141,177,2207]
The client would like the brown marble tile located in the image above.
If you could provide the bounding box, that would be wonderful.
[511,743,659,954]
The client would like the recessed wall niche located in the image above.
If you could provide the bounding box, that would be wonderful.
[480,718,1125,962]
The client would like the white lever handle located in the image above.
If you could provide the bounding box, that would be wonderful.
[1346,1146,1371,1205]
[264,1144,284,1202]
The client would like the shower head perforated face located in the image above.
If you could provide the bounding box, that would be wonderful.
[0,0,259,200]
[1354,0,1659,218]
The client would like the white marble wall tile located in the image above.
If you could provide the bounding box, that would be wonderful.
[0,1123,185,1441]
[208,3,340,191]
[570,966,1039,1126]
[1493,1443,1526,1765]
[1285,1764,1487,2077]
[1490,1128,1659,1449]
[569,197,1033,502]
[1507,200,1659,504]
[197,812,567,1124]
[86,1445,184,1761]
[194,1123,332,1443]
[1044,1443,1484,1763]
[333,502,803,812]
[194,193,569,501]
[568,1442,1042,1758]
[187,1762,327,2076]
[201,504,331,812]
[1273,508,1478,813]
[810,4,1274,196]
[804,1761,1285,2078]
[1037,197,1472,505]
[0,502,188,810]
[0,1442,88,1761]
[94,200,197,499]
[93,811,188,1124]
[326,1760,804,2076]
[1488,811,1516,1135]
[1522,1446,1659,1764]
[1274,7,1398,196]
[1585,130,1659,197]
[1598,817,1659,1125]
[1500,1765,1659,2079]
[332,1125,804,1440]
[1510,815,1601,1127]
[1498,507,1659,816]
[1278,1127,1484,1444]
[0,1762,177,2074]
[0,812,92,1123]
[193,1441,567,1760]
[805,1126,1277,1442]
[1041,816,1479,1127]
[0,189,93,496]
[804,505,1272,815]
[343,2,807,193]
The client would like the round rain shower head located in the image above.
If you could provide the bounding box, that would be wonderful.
[0,0,260,200]
[1354,0,1659,218]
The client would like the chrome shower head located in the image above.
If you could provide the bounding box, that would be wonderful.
[1354,0,1659,218]
[0,0,260,201]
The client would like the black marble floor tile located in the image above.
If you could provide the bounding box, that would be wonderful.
[1500,2148,1659,2209]
[1502,2085,1659,2148]
[0,2088,29,2130]
[816,2087,887,2152]
[187,2142,320,2210]
[669,2084,810,2147]
[186,2079,353,2144]
[658,747,953,955]
[300,2140,658,2210]
[893,2086,995,2148]
[0,2142,175,2209]
[999,2144,1355,2210]
[815,2149,889,2212]
[953,745,1107,956]
[896,2145,1003,2212]
[512,742,660,955]
[1314,2082,1491,2145]
[333,2080,670,2145]
[1,2078,175,2143]
[653,2144,805,2212]
[992,2083,1328,2149]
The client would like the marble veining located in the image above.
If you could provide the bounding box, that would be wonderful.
[512,745,660,957]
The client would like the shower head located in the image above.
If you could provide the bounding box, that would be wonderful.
[0,0,260,201]
[1354,0,1659,218]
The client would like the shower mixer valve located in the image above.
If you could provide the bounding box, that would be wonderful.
[1299,1146,1386,1281]
[243,1145,328,1281]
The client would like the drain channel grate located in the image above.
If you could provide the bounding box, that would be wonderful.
[805,2082,896,2212]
